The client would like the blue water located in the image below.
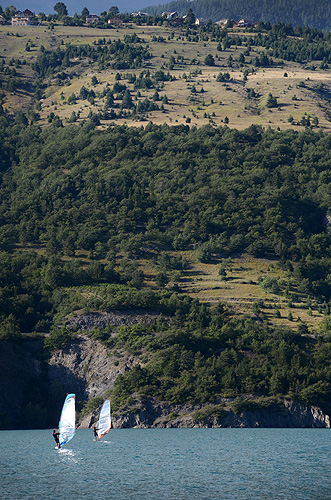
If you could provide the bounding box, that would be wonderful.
[0,428,330,500]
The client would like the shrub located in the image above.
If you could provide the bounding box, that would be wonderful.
[192,404,226,423]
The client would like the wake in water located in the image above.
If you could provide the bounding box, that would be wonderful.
[56,448,82,466]
[57,448,74,455]
[57,448,79,461]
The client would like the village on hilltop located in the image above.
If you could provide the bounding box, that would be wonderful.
[0,6,255,29]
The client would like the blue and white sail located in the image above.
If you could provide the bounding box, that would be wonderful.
[95,399,111,440]
[59,393,75,447]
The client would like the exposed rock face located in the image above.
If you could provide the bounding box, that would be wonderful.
[48,337,132,399]
[1,336,330,429]
[65,310,165,331]
[48,336,139,428]
[0,336,138,429]
[112,398,331,429]
[217,400,331,428]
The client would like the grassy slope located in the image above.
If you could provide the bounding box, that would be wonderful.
[138,251,324,333]
[1,24,331,132]
[14,241,323,333]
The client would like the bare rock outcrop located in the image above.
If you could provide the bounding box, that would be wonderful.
[112,398,331,429]
[65,310,165,331]
[48,336,139,428]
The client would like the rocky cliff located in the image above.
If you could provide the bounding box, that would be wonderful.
[48,336,139,428]
[111,396,331,429]
[0,336,330,429]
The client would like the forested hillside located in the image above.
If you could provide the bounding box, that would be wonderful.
[1,113,331,423]
[1,16,331,427]
[146,0,331,31]
[2,121,331,278]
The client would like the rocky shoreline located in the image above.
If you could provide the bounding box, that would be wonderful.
[1,336,330,429]
[107,397,330,429]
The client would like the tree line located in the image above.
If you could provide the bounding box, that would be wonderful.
[145,0,331,31]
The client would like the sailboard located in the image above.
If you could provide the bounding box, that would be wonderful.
[94,399,111,441]
[59,393,76,447]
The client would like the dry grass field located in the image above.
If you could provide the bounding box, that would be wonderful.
[17,241,323,332]
[1,23,331,132]
[138,251,325,334]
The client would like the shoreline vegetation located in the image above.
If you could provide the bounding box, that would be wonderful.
[0,9,331,429]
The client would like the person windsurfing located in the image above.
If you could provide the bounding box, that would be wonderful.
[53,429,60,449]
[93,426,98,440]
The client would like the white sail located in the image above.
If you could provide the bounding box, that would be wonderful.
[96,399,111,440]
[59,393,75,447]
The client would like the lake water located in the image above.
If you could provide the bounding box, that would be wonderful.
[0,428,330,500]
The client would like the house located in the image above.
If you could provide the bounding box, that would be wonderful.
[237,18,253,28]
[11,10,33,26]
[132,11,149,17]
[86,13,99,24]
[168,17,183,27]
[162,11,178,19]
[195,18,207,26]
[108,16,122,25]
[0,14,6,25]
[215,19,228,26]
[162,11,177,18]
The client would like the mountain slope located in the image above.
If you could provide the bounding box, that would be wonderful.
[1,18,331,429]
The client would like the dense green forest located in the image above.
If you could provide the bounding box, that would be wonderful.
[146,0,331,31]
[1,109,331,413]
[3,114,331,318]
[2,118,331,290]
[110,307,331,412]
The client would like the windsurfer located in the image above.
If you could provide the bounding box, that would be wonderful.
[93,426,98,439]
[53,429,60,448]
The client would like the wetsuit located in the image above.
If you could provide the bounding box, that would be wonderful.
[53,431,60,448]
